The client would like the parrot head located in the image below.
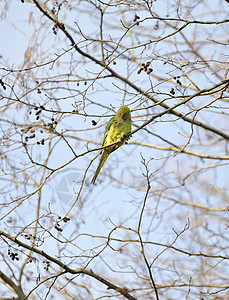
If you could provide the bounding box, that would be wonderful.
[117,105,131,120]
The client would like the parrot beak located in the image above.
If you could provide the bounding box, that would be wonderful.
[120,113,124,119]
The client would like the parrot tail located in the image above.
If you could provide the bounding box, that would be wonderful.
[91,151,110,185]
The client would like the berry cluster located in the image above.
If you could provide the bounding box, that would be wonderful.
[51,1,65,34]
[52,23,58,35]
[43,260,51,271]
[137,61,153,75]
[170,88,175,95]
[21,125,46,146]
[54,223,63,232]
[8,249,19,261]
[0,79,6,90]
[133,14,140,25]
[34,105,45,121]
[174,76,182,85]
[27,257,33,264]
[54,216,70,232]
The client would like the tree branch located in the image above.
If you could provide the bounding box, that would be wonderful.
[0,271,25,300]
[0,231,137,300]
[32,0,229,141]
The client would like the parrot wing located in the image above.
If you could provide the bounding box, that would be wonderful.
[102,116,115,146]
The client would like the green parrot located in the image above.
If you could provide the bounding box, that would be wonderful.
[91,105,131,185]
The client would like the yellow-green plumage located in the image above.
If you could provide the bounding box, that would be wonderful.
[91,105,131,185]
